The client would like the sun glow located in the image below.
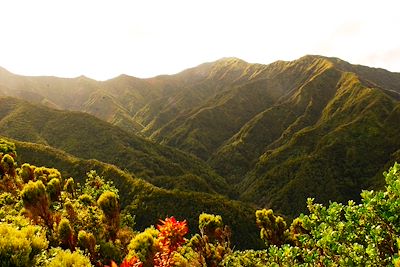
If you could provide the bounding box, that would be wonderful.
[0,0,399,80]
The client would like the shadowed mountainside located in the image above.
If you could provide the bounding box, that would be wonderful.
[0,97,232,197]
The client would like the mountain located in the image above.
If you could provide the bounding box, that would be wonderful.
[1,58,310,159]
[211,56,400,216]
[0,97,232,197]
[1,55,400,218]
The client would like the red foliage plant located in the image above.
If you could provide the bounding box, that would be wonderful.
[157,216,188,251]
[154,216,189,267]
[119,256,143,267]
[107,256,143,267]
[113,216,188,267]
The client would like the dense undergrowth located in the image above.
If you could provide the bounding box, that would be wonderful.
[2,138,400,266]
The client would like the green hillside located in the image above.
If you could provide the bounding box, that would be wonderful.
[2,55,400,221]
[237,72,400,217]
[7,138,261,249]
[0,97,232,197]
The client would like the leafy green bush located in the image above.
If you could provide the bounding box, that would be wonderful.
[223,163,400,266]
[199,213,223,237]
[0,139,17,156]
[98,191,120,241]
[98,240,123,265]
[45,248,92,267]
[127,227,159,265]
[19,163,35,183]
[1,154,16,176]
[186,213,232,266]
[83,170,118,200]
[58,218,74,249]
[47,178,61,201]
[0,223,48,267]
[79,193,94,206]
[21,180,52,227]
[77,230,96,257]
[33,167,61,185]
[255,209,287,246]
[63,177,75,196]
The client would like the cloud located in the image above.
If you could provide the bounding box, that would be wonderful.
[361,48,400,72]
[1,0,400,79]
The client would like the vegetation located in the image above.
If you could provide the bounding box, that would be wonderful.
[2,138,400,265]
[0,223,48,267]
[4,138,261,249]
[222,163,400,266]
[2,55,400,265]
[0,97,233,197]
[2,55,400,221]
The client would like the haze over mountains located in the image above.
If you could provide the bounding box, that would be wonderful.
[1,55,400,220]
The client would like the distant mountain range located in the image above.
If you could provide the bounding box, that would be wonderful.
[1,55,400,220]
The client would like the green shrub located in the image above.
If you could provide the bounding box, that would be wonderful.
[19,163,35,183]
[199,213,223,238]
[64,177,75,196]
[83,170,118,200]
[97,191,120,240]
[0,192,15,206]
[0,223,48,266]
[1,154,16,176]
[127,227,159,265]
[79,194,94,206]
[222,163,400,266]
[77,230,96,255]
[99,240,123,265]
[46,248,92,267]
[97,191,119,217]
[58,218,74,249]
[21,180,52,227]
[47,178,61,201]
[33,167,61,185]
[0,139,17,156]
[255,209,288,246]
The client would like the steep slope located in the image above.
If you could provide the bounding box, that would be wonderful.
[0,97,232,196]
[326,56,400,93]
[139,58,300,158]
[237,72,400,217]
[143,56,400,162]
[1,58,327,159]
[0,67,154,133]
[8,138,261,249]
[210,57,340,180]
[2,55,400,220]
[0,67,98,109]
[2,57,400,163]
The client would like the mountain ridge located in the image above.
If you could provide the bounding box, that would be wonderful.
[1,55,400,218]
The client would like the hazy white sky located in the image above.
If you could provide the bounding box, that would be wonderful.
[0,0,399,80]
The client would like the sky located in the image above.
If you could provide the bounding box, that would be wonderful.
[0,0,399,80]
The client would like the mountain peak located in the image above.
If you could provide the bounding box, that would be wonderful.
[0,66,12,75]
[110,73,137,81]
[76,75,93,81]
[215,57,248,64]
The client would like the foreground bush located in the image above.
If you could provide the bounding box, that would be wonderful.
[2,137,400,266]
[223,163,400,266]
[45,249,92,267]
[0,223,48,267]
